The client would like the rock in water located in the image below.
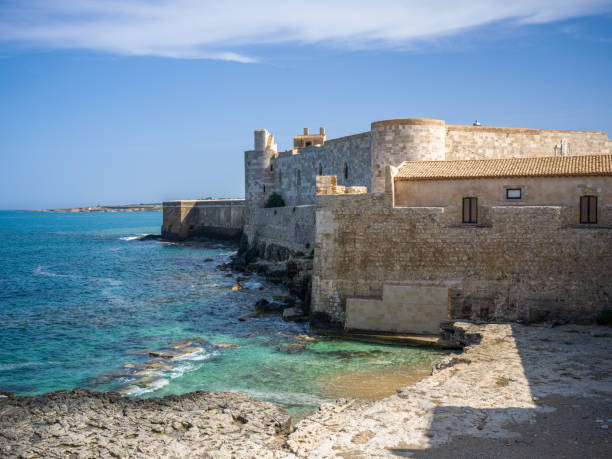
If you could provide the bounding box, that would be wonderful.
[283,306,305,321]
[232,283,243,291]
[297,334,317,342]
[0,389,291,457]
[255,298,286,314]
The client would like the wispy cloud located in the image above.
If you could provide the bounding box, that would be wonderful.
[0,0,610,62]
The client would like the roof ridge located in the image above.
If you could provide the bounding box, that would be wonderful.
[401,153,611,165]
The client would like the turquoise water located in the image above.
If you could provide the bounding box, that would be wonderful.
[0,211,444,416]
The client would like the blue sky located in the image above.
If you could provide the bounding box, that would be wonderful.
[1,1,612,210]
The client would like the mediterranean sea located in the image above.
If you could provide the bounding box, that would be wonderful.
[0,210,444,418]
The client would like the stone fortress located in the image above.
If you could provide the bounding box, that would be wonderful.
[163,118,612,334]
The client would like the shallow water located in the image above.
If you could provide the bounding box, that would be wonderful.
[0,211,445,417]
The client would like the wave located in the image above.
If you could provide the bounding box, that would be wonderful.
[172,348,216,362]
[242,281,263,290]
[0,361,41,371]
[121,378,169,396]
[119,234,147,241]
[33,265,77,278]
[114,349,216,397]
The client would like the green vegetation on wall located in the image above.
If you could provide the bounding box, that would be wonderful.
[265,193,285,208]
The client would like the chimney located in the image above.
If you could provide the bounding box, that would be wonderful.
[320,127,325,135]
[303,128,309,135]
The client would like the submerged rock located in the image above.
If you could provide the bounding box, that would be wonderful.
[282,306,306,321]
[137,234,163,241]
[148,347,203,359]
[215,342,238,348]
[255,298,287,314]
[296,334,317,343]
[0,389,291,457]
[276,343,308,354]
[238,312,260,321]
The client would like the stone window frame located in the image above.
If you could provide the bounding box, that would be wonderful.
[504,185,524,201]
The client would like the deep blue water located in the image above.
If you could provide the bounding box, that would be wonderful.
[0,211,444,417]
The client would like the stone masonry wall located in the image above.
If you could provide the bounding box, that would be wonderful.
[272,132,371,206]
[445,125,611,161]
[162,200,245,241]
[242,205,316,259]
[312,192,612,329]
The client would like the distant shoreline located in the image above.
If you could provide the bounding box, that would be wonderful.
[26,204,162,213]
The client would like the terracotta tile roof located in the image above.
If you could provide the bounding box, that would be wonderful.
[395,154,612,181]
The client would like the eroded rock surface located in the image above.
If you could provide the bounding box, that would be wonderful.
[2,323,611,458]
[288,322,612,457]
[0,389,291,458]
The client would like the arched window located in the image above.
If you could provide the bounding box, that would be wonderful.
[318,163,323,175]
[270,163,274,172]
[344,163,349,181]
[263,185,266,193]
[279,170,282,185]
[297,169,301,186]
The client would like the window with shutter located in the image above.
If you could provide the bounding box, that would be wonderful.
[462,197,478,224]
[580,196,597,224]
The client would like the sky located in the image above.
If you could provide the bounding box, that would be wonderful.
[1,1,612,210]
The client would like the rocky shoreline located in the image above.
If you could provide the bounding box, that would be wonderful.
[0,389,291,458]
[2,322,610,457]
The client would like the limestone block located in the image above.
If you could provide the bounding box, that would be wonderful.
[346,285,450,335]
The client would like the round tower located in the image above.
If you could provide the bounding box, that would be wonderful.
[245,129,277,207]
[370,118,446,192]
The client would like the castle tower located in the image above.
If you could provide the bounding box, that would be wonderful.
[245,129,277,208]
[370,118,446,192]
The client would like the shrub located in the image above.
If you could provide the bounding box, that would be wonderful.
[265,193,285,208]
[292,251,305,258]
[305,249,314,259]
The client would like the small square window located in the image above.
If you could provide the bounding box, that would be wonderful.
[506,188,521,199]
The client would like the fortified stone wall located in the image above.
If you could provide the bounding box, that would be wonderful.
[445,125,611,161]
[240,120,611,260]
[272,132,371,206]
[312,190,612,329]
[162,199,245,241]
[241,205,316,260]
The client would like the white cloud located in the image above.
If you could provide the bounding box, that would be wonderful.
[0,0,610,62]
